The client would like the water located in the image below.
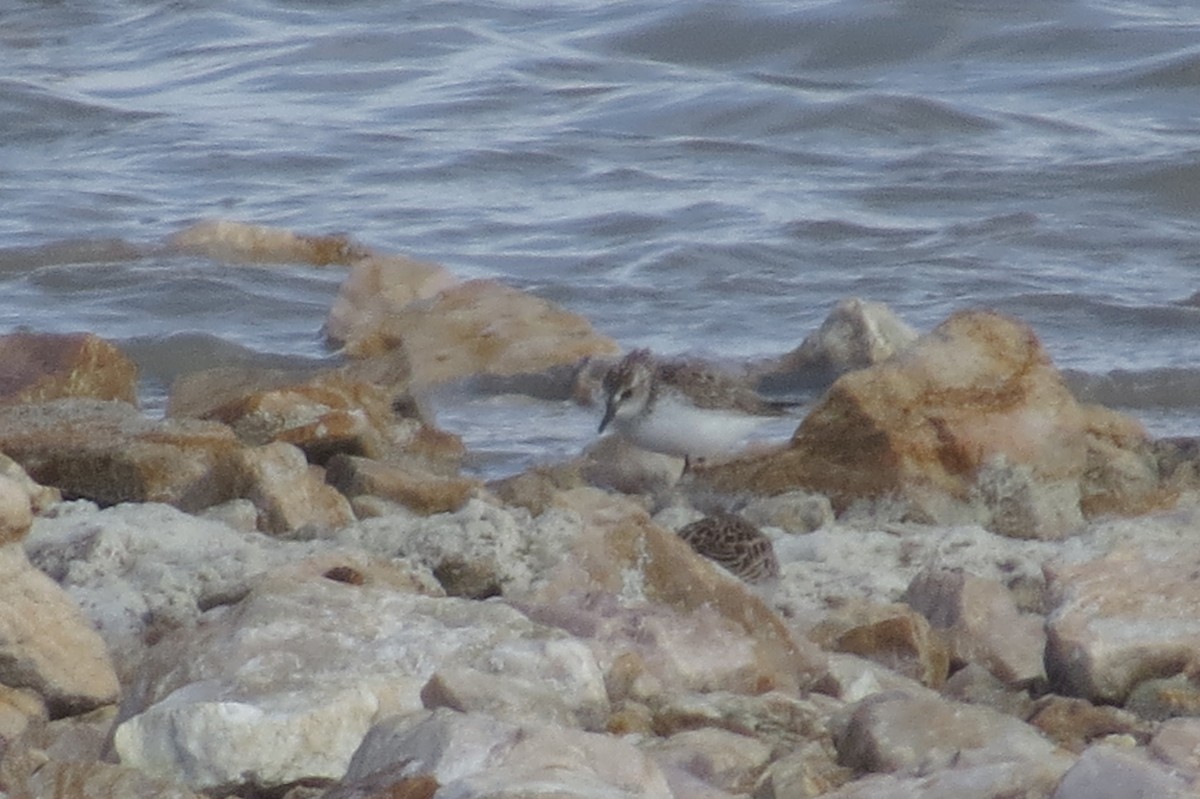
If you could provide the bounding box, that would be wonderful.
[3,0,1200,477]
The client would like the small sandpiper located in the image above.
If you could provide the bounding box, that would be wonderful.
[598,348,794,467]
[678,512,780,584]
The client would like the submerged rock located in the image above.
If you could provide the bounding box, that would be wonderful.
[346,278,620,387]
[0,331,138,406]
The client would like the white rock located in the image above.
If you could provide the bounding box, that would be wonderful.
[1050,744,1194,799]
[113,575,608,792]
[335,498,583,597]
[345,709,674,799]
[24,503,339,677]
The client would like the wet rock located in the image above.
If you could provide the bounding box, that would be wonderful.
[1044,544,1200,703]
[809,601,950,689]
[834,692,1070,778]
[342,709,673,799]
[0,399,241,511]
[903,565,1046,686]
[0,331,138,406]
[768,297,918,386]
[1050,744,1194,799]
[646,727,772,795]
[113,574,608,793]
[0,543,119,717]
[325,255,458,356]
[325,454,479,516]
[346,278,620,387]
[170,360,465,473]
[700,310,1163,538]
[170,218,371,266]
[230,441,354,534]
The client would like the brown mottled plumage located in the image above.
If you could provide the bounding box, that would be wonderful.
[677,512,780,583]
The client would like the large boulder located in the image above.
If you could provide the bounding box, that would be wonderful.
[112,570,608,793]
[343,278,620,387]
[699,310,1167,539]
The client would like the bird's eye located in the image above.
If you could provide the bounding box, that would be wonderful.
[619,389,632,401]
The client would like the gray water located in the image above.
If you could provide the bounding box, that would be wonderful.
[4,0,1200,476]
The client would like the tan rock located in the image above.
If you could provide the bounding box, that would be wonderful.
[0,399,241,511]
[230,442,354,535]
[0,474,33,545]
[170,357,463,473]
[170,218,371,266]
[0,543,120,716]
[809,601,950,689]
[0,452,61,513]
[0,331,137,406]
[903,565,1046,686]
[348,278,620,386]
[487,462,587,517]
[326,254,459,353]
[647,690,836,753]
[1026,695,1148,753]
[812,652,941,704]
[326,454,478,516]
[1045,545,1200,703]
[1079,404,1173,517]
[0,684,47,743]
[539,487,826,696]
[699,311,1104,539]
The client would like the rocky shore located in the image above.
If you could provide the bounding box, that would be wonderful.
[3,220,1200,798]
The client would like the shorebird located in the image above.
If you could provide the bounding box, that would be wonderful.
[677,512,780,583]
[597,348,793,466]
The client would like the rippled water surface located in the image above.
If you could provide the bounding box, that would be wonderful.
[4,0,1200,473]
